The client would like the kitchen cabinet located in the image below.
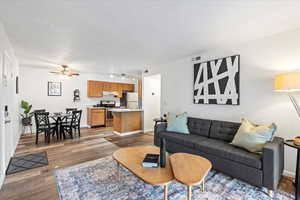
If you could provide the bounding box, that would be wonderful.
[122,83,135,92]
[117,83,123,98]
[97,81,103,97]
[111,83,118,91]
[103,82,111,92]
[129,84,135,92]
[87,81,102,97]
[87,81,135,97]
[138,79,142,98]
[87,108,106,127]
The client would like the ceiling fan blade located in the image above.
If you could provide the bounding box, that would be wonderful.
[68,73,80,76]
[50,71,61,74]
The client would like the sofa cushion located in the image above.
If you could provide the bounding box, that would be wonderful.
[160,131,208,148]
[187,117,212,137]
[210,120,241,142]
[166,112,190,134]
[193,138,262,169]
[231,119,276,153]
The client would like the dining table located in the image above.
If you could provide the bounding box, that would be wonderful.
[50,113,72,140]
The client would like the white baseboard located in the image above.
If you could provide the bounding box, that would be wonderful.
[113,130,142,136]
[0,173,4,190]
[283,170,295,178]
[143,129,154,133]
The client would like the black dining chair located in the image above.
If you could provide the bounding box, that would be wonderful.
[34,112,57,144]
[33,109,46,113]
[66,108,77,114]
[64,108,77,123]
[61,110,82,139]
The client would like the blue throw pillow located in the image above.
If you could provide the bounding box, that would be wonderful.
[166,112,190,134]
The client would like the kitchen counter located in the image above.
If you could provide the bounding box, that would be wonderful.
[111,109,142,136]
[108,108,143,112]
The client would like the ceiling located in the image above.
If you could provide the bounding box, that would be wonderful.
[1,0,300,76]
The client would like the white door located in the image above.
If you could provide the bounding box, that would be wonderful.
[143,74,161,131]
[0,52,14,182]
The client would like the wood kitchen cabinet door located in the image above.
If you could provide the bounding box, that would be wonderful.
[96,81,103,97]
[117,83,123,97]
[123,83,134,92]
[128,84,135,92]
[87,80,99,97]
[120,83,127,91]
[111,82,118,91]
[103,82,111,91]
[138,79,142,97]
[88,109,105,126]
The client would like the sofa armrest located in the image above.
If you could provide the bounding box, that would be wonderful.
[154,123,167,146]
[262,136,284,190]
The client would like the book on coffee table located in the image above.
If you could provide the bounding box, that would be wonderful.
[142,154,159,168]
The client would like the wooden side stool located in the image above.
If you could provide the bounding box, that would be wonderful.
[170,153,212,200]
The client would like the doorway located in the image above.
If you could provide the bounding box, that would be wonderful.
[143,74,161,132]
[0,52,15,185]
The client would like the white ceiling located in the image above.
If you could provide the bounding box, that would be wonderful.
[1,0,300,75]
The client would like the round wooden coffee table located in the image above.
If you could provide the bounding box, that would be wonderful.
[113,146,174,200]
[170,153,212,200]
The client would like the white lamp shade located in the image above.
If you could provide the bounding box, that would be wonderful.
[274,72,300,92]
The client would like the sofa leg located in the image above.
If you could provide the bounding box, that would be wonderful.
[268,190,274,198]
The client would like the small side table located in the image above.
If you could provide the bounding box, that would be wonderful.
[153,118,167,134]
[284,140,300,200]
[153,118,167,126]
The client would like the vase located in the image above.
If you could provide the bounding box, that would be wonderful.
[160,138,166,168]
[22,117,32,126]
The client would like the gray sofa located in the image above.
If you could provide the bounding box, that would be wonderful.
[154,117,284,193]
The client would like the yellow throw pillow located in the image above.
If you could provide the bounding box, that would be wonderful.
[230,119,276,153]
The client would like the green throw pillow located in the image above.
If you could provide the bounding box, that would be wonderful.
[230,119,276,153]
[166,112,190,134]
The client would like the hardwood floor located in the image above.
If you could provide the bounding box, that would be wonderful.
[0,128,295,199]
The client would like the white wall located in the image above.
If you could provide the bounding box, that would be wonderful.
[19,66,136,127]
[143,74,161,132]
[0,22,20,188]
[151,28,300,177]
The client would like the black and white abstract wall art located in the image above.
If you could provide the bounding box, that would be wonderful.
[193,55,240,105]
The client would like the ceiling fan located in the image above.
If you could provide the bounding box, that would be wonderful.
[50,65,80,77]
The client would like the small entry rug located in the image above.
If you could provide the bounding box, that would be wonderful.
[54,156,293,200]
[6,151,48,175]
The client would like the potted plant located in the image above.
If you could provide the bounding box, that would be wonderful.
[20,100,33,126]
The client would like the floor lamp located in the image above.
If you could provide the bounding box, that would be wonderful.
[274,72,300,200]
[274,72,300,117]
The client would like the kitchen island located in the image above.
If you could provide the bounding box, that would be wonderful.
[109,108,143,136]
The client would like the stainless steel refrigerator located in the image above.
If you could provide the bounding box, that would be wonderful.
[126,92,139,109]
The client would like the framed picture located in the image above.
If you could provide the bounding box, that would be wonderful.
[193,55,240,105]
[48,82,62,96]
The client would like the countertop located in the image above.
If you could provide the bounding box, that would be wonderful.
[108,108,143,112]
[87,107,106,109]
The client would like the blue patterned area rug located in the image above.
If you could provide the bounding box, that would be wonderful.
[54,156,293,200]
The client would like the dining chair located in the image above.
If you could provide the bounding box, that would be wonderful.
[61,110,82,139]
[33,109,46,113]
[65,108,77,123]
[66,108,77,114]
[34,112,57,144]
